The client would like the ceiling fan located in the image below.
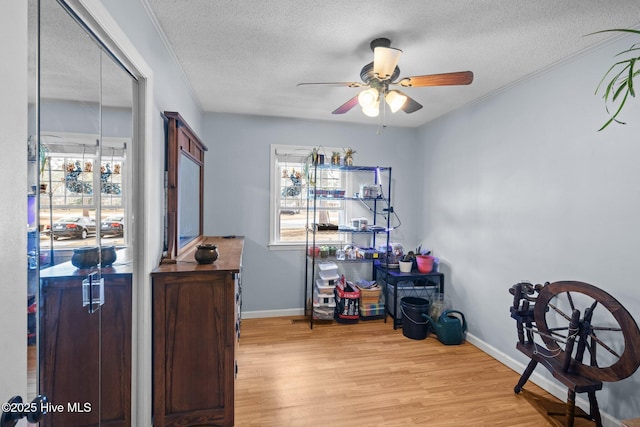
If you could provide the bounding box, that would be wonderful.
[298,37,474,118]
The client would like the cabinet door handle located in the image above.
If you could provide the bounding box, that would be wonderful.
[83,273,104,313]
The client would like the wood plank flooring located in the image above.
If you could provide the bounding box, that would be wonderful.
[235,316,585,427]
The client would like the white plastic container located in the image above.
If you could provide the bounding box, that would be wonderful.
[315,279,336,295]
[318,262,339,280]
[313,291,336,307]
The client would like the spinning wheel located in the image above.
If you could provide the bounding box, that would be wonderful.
[509,281,640,427]
[534,281,640,383]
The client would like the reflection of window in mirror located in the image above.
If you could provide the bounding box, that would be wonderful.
[38,133,130,255]
[162,112,207,263]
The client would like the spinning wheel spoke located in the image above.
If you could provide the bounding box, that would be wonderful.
[584,339,599,367]
[548,301,573,322]
[589,332,622,359]
[592,326,622,332]
[566,291,576,312]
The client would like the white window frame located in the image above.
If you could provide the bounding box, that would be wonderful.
[269,144,343,250]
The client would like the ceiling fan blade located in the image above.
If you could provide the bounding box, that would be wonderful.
[373,47,402,80]
[297,82,364,88]
[398,71,474,87]
[396,91,423,114]
[332,95,360,114]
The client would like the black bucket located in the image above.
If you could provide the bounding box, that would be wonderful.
[400,297,430,340]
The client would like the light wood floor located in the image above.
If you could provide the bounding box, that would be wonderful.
[235,316,589,427]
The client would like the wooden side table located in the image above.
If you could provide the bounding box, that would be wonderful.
[622,418,640,427]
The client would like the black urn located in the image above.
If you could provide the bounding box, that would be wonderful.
[101,245,117,267]
[71,246,100,269]
[195,244,219,264]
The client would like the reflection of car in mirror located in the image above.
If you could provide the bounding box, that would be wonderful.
[51,216,96,240]
[101,215,124,237]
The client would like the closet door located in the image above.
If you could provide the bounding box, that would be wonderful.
[25,1,135,426]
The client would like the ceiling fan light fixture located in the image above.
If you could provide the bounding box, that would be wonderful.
[358,88,379,108]
[362,101,380,117]
[373,46,402,79]
[385,90,408,113]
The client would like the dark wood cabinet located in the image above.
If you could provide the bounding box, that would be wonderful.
[152,236,243,427]
[39,258,132,427]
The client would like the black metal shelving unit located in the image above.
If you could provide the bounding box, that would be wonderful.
[304,163,392,328]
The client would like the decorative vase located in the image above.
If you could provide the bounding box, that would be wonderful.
[101,245,117,267]
[71,246,100,269]
[195,244,219,264]
[344,155,353,166]
[331,154,340,165]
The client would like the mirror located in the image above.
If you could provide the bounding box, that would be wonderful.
[162,111,207,263]
[179,153,201,246]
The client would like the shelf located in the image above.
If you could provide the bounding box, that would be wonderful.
[307,195,389,202]
[312,164,391,173]
[305,163,391,328]
[308,228,388,234]
[307,256,380,263]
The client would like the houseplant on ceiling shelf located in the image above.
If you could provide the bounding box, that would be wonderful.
[593,29,640,130]
[344,148,356,166]
[331,151,341,166]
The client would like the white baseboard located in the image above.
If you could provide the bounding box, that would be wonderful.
[241,308,304,319]
[465,332,619,427]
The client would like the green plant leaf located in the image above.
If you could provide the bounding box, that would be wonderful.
[592,29,640,130]
[588,29,640,36]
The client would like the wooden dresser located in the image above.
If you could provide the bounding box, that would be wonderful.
[152,236,243,427]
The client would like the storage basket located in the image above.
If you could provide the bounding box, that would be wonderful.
[334,282,360,323]
[359,303,385,320]
[357,283,382,305]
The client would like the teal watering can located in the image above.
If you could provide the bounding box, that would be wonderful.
[422,309,467,345]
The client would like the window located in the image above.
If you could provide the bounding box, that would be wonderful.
[269,144,345,248]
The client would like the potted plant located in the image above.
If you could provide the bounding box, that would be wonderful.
[592,29,640,130]
[344,148,356,166]
[331,151,341,165]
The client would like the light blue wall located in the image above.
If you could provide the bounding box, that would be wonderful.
[5,0,640,423]
[202,113,422,314]
[417,34,640,422]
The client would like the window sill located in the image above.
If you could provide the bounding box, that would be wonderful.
[268,242,306,251]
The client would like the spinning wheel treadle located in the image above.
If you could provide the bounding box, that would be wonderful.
[509,280,640,427]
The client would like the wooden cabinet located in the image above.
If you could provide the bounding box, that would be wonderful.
[39,258,132,427]
[152,236,243,427]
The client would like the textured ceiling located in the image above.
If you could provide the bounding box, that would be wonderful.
[140,0,640,128]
